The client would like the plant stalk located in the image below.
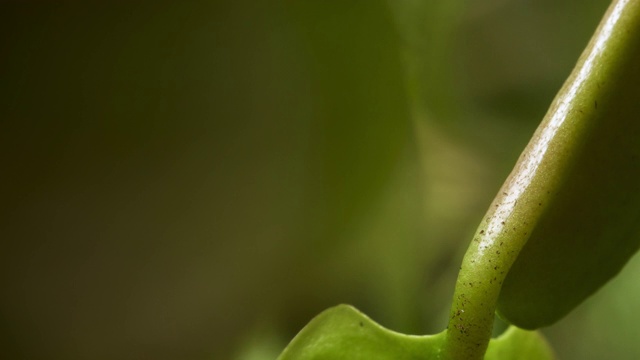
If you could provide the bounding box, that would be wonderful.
[440,0,640,358]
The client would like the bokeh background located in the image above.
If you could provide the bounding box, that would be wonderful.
[1,1,639,359]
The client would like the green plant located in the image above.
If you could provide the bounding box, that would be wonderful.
[278,0,640,358]
[2,1,639,359]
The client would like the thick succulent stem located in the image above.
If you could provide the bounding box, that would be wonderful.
[440,0,640,358]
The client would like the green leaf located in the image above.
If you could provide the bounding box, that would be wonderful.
[277,305,445,360]
[465,0,640,329]
[485,327,555,360]
[277,305,554,360]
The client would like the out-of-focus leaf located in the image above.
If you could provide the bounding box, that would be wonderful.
[388,0,466,122]
[282,0,415,259]
[0,1,413,359]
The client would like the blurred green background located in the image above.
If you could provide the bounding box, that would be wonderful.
[1,1,639,359]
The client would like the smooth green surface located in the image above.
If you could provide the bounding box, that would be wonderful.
[0,2,412,359]
[5,1,640,359]
[278,305,445,360]
[277,305,554,360]
[485,327,555,360]
[279,1,640,358]
[441,0,640,356]
[495,0,640,329]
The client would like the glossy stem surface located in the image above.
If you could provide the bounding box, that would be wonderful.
[440,0,640,358]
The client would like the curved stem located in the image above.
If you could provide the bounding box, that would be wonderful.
[440,0,640,358]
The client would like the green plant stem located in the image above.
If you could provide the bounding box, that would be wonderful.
[440,0,640,358]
